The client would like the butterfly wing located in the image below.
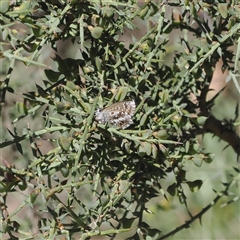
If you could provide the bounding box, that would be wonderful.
[95,100,135,129]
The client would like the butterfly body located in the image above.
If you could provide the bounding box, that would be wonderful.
[95,100,135,129]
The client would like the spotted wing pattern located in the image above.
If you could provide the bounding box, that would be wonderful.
[95,100,135,129]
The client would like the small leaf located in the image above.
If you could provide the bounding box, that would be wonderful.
[36,84,48,97]
[23,43,38,53]
[161,89,169,104]
[191,116,208,126]
[55,102,66,112]
[144,142,152,156]
[18,181,27,191]
[0,0,9,13]
[102,6,114,17]
[151,144,158,159]
[88,26,104,39]
[233,167,240,173]
[167,183,176,196]
[66,81,77,91]
[186,180,203,192]
[15,102,28,115]
[204,155,214,164]
[218,3,228,19]
[217,46,222,56]
[185,141,190,153]
[138,144,145,157]
[95,56,102,72]
[122,217,136,228]
[115,87,129,101]
[18,1,31,18]
[138,5,149,19]
[58,137,72,151]
[140,113,148,126]
[61,167,70,177]
[45,69,61,82]
[52,174,59,182]
[123,140,131,154]
[7,87,14,93]
[193,157,202,167]
[16,143,23,155]
[142,130,153,138]
[155,130,169,140]
[32,25,43,38]
[30,189,39,204]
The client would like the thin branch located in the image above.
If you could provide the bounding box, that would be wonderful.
[159,175,235,240]
[198,78,240,156]
[204,115,240,156]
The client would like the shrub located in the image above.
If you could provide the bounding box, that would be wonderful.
[1,1,239,239]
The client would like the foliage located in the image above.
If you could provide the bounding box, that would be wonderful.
[0,1,239,239]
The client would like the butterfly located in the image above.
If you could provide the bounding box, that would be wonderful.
[95,100,136,129]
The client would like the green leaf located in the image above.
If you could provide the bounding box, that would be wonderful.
[123,140,131,154]
[167,183,176,196]
[61,167,70,177]
[115,87,129,101]
[95,56,102,72]
[15,102,28,115]
[140,113,148,126]
[186,180,203,192]
[45,69,61,82]
[151,143,158,159]
[55,102,66,112]
[19,1,31,18]
[218,3,228,19]
[0,0,9,13]
[30,190,39,204]
[191,116,208,126]
[161,89,169,104]
[193,157,203,167]
[144,142,152,156]
[58,137,72,151]
[89,26,104,39]
[102,6,114,17]
[16,143,23,155]
[138,4,149,19]
[138,144,145,157]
